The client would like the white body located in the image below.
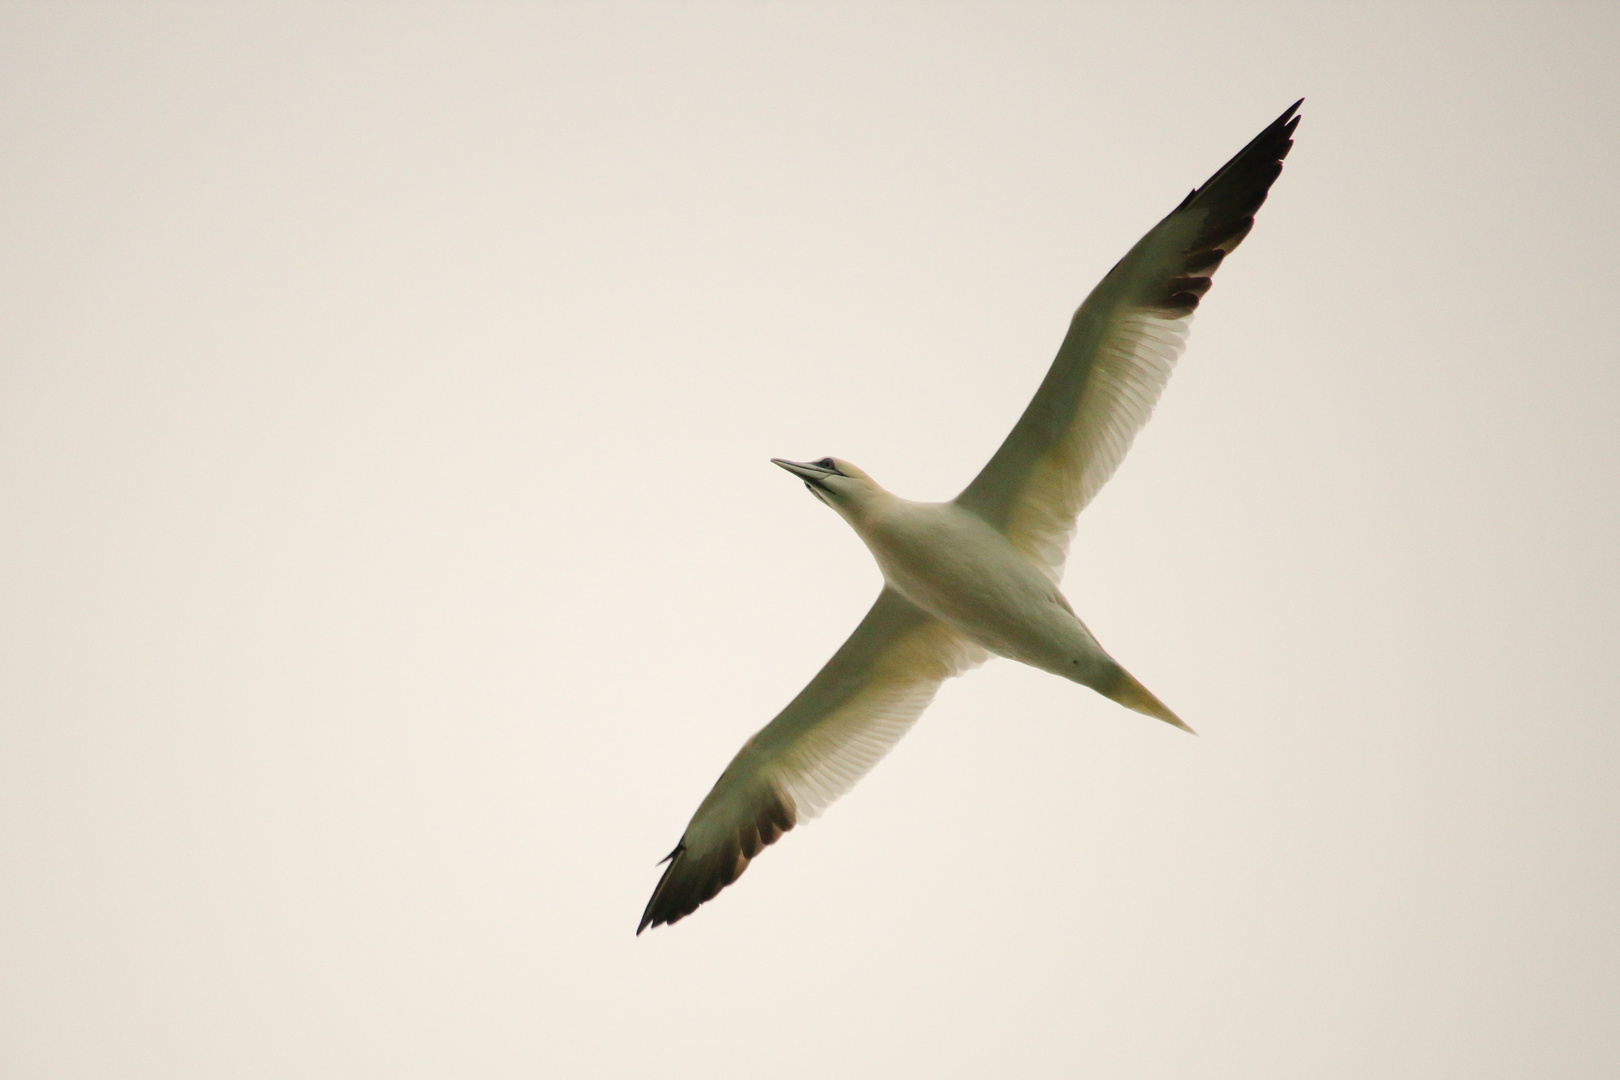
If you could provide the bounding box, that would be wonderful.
[836,491,1116,687]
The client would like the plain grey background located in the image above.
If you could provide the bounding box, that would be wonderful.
[2,3,1616,1077]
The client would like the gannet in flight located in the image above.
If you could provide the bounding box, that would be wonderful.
[640,102,1300,933]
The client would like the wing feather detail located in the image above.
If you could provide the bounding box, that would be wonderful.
[955,101,1300,575]
[638,588,985,932]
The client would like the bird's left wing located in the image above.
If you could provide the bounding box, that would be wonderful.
[639,587,985,932]
[955,102,1300,576]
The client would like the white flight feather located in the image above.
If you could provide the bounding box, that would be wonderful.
[766,612,985,819]
[1007,307,1194,576]
[684,589,984,850]
[954,207,1207,579]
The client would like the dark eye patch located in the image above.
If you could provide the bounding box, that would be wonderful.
[815,458,835,470]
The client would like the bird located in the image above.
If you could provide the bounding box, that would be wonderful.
[639,101,1300,933]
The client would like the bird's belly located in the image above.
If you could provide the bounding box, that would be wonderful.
[860,509,1111,681]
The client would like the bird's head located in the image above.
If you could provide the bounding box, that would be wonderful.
[771,457,882,515]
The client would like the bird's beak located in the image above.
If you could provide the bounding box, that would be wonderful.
[774,459,835,482]
[771,458,837,486]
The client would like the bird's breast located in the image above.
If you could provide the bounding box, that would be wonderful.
[851,501,1092,667]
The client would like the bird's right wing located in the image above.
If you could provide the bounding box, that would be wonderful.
[639,587,985,932]
[955,102,1300,576]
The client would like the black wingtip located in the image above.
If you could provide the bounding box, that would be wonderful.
[1142,101,1301,317]
[637,842,687,935]
[637,793,798,935]
[1177,99,1302,253]
[1267,98,1304,137]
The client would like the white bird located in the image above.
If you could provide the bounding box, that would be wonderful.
[640,102,1300,933]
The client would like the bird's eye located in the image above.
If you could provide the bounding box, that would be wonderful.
[815,458,835,470]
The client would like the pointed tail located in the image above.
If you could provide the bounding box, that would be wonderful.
[1107,668,1196,734]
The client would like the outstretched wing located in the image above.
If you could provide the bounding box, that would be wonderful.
[955,101,1300,575]
[638,588,985,932]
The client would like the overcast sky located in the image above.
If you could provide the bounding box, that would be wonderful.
[2,3,1617,1077]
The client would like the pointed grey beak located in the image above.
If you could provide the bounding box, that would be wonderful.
[771,458,836,482]
[772,458,843,493]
